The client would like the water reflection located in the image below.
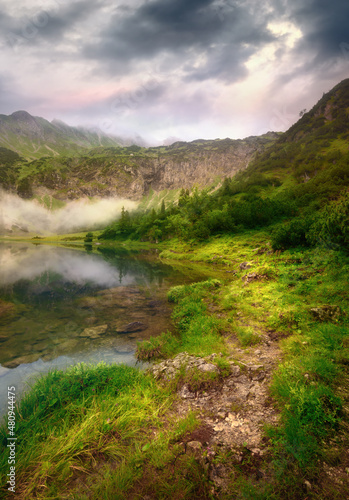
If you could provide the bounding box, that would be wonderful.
[0,242,211,415]
[1,243,139,288]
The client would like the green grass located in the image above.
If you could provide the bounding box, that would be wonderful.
[155,232,349,497]
[137,279,227,361]
[1,230,348,498]
[0,363,211,499]
[236,326,261,346]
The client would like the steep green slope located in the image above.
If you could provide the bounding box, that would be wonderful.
[243,78,349,186]
[0,147,24,189]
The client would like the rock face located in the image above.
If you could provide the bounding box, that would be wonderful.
[1,133,279,200]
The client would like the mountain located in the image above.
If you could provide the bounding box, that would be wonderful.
[0,111,122,160]
[2,77,348,207]
[0,133,279,201]
[244,78,349,184]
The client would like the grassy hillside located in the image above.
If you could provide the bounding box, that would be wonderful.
[243,78,349,184]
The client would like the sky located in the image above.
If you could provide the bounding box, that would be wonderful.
[0,0,348,145]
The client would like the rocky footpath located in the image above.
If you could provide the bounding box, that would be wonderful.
[148,342,281,495]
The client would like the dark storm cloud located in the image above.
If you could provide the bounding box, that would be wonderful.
[84,0,276,81]
[266,0,349,97]
[37,0,105,42]
[286,0,349,64]
[2,0,104,48]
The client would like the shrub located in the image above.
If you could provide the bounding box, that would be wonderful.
[307,190,349,251]
[271,216,313,250]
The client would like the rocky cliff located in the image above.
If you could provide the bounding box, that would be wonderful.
[9,134,279,201]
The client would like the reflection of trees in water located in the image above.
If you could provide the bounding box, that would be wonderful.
[97,247,175,286]
[0,278,94,308]
[0,245,208,310]
[0,247,173,307]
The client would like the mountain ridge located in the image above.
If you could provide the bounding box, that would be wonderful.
[1,78,348,205]
[0,133,280,201]
[0,111,123,160]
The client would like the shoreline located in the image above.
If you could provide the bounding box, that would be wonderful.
[0,230,348,498]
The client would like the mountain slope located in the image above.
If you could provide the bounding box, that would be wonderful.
[244,78,349,185]
[0,111,122,160]
[0,134,279,201]
[97,80,349,245]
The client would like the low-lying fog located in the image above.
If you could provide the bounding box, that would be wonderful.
[0,190,137,234]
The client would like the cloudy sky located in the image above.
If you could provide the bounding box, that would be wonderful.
[0,0,348,144]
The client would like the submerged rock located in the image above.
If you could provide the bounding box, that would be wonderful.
[116,321,148,334]
[80,324,108,338]
[3,354,40,368]
[58,339,80,350]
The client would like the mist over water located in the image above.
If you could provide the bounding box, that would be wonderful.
[0,243,129,288]
[0,190,137,234]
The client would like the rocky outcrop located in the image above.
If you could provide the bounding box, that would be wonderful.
[148,352,219,380]
[49,135,277,200]
[1,134,279,201]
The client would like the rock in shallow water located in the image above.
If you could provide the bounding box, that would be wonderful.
[80,324,108,338]
[116,321,148,334]
[3,354,40,368]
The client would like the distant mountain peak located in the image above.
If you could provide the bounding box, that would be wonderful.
[0,111,123,160]
[11,110,35,121]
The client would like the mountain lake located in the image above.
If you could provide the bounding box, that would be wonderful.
[0,242,216,416]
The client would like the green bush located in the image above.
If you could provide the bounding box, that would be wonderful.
[271,216,313,250]
[307,190,349,251]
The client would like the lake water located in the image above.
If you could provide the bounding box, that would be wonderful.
[0,242,209,416]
